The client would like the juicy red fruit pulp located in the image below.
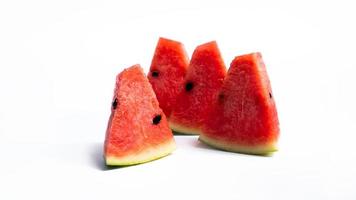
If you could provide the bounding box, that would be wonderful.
[201,53,279,153]
[148,37,189,117]
[169,41,227,134]
[104,65,175,165]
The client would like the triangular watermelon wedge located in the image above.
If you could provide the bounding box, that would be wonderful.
[169,41,227,135]
[104,65,176,166]
[148,37,189,117]
[200,53,280,155]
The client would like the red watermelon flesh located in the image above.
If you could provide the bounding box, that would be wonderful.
[169,41,227,135]
[104,65,176,166]
[148,37,189,117]
[200,53,279,155]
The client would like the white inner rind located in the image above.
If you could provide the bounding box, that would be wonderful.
[199,134,277,155]
[169,121,201,135]
[106,139,176,166]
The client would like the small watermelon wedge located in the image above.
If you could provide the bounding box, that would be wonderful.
[200,53,279,155]
[104,65,176,166]
[169,41,227,135]
[148,37,189,117]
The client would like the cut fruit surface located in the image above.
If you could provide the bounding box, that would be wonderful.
[169,41,227,134]
[104,65,176,166]
[200,53,279,155]
[148,37,189,117]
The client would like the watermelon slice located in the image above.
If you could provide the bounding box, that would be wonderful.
[104,65,176,166]
[199,53,280,155]
[148,37,189,117]
[169,41,227,135]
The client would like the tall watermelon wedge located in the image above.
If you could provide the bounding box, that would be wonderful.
[104,65,176,166]
[148,37,189,117]
[200,53,280,155]
[169,41,227,135]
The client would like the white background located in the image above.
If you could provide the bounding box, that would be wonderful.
[0,0,355,199]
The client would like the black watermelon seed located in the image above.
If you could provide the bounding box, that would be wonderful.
[218,93,225,103]
[112,98,118,109]
[269,92,273,99]
[152,115,162,125]
[151,71,159,77]
[185,82,194,92]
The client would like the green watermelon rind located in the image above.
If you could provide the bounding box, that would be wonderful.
[199,134,278,155]
[106,139,176,166]
[169,121,201,135]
